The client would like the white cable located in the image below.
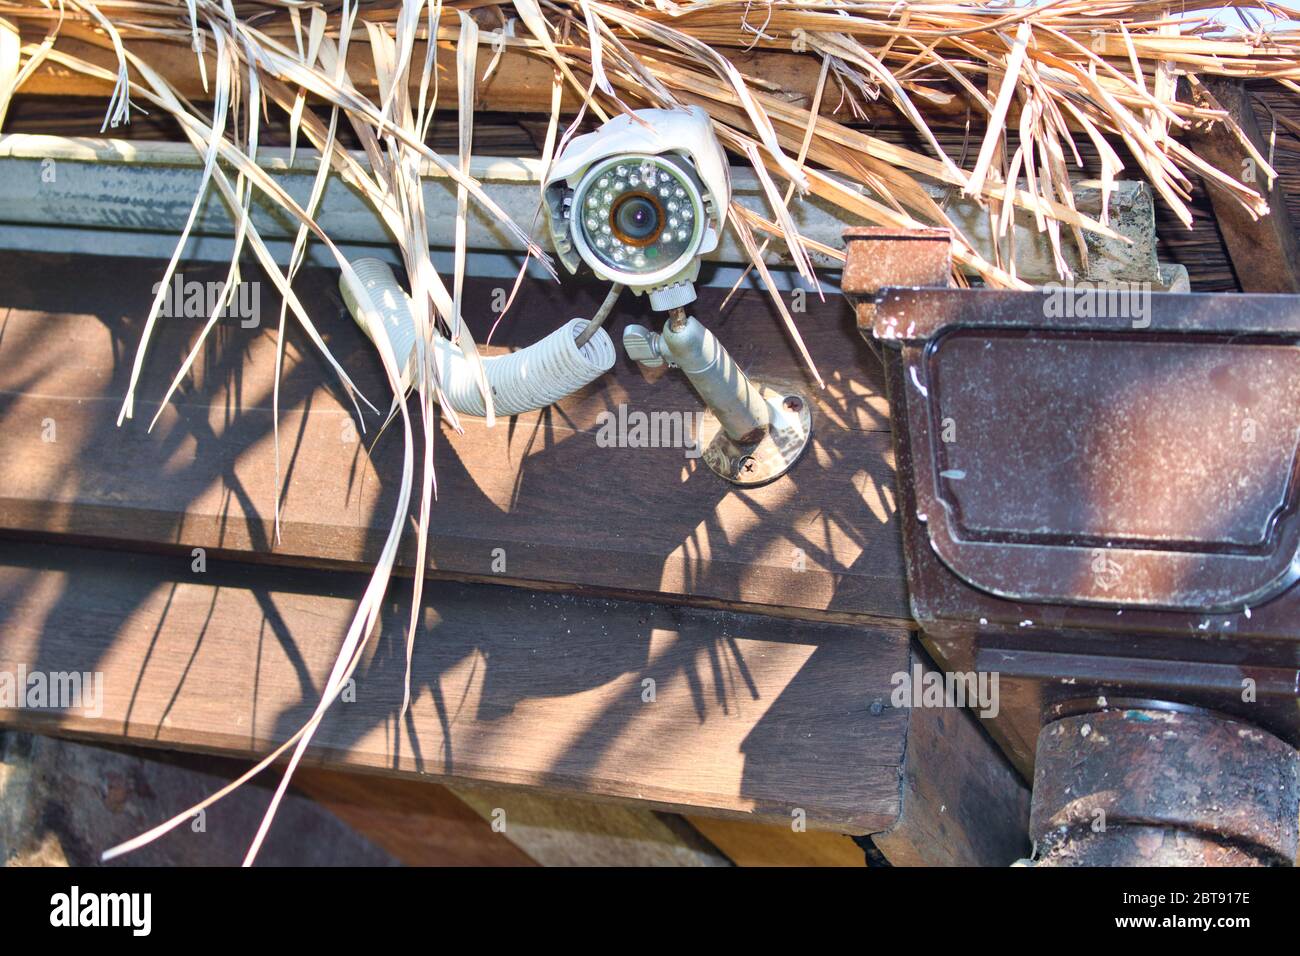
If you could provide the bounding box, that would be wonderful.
[341,258,616,418]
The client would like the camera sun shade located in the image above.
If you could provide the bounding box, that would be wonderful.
[543,107,731,311]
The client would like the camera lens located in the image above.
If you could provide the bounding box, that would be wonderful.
[611,193,663,246]
[573,155,702,276]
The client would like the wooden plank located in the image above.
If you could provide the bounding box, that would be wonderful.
[1185,78,1300,292]
[297,766,731,867]
[292,768,538,866]
[450,785,730,866]
[0,730,398,866]
[16,33,933,123]
[0,251,908,623]
[686,816,866,867]
[19,35,568,114]
[869,644,1031,867]
[0,538,911,832]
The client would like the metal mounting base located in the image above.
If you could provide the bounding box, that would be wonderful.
[699,382,812,486]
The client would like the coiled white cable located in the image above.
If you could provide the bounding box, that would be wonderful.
[341,258,616,418]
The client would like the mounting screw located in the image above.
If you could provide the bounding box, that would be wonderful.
[738,456,757,477]
[783,395,803,413]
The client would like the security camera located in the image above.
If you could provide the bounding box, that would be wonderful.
[543,105,810,487]
[542,106,730,312]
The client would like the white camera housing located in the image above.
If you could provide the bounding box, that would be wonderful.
[543,106,731,312]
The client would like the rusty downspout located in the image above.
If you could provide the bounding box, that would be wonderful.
[841,227,1300,867]
[1031,706,1299,866]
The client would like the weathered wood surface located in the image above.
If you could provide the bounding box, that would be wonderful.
[292,768,538,866]
[870,647,1030,867]
[686,815,866,866]
[0,539,912,832]
[3,731,764,867]
[0,730,398,866]
[450,785,731,866]
[0,252,1035,863]
[1186,78,1300,293]
[19,32,938,124]
[0,251,908,623]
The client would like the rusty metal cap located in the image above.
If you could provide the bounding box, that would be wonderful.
[1031,707,1300,865]
[842,228,953,332]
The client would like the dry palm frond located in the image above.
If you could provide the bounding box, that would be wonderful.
[0,0,1297,864]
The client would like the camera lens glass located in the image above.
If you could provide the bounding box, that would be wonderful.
[612,194,662,245]
[574,156,703,277]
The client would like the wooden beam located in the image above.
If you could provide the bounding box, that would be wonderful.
[685,816,866,866]
[1184,78,1300,293]
[298,764,733,867]
[450,785,731,866]
[16,35,899,122]
[0,251,908,624]
[21,36,567,114]
[0,538,913,833]
[0,537,1037,863]
[0,253,1036,864]
[869,645,1031,866]
[292,768,538,866]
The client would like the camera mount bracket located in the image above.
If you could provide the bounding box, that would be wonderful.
[624,309,811,486]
